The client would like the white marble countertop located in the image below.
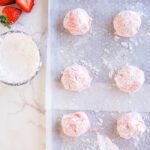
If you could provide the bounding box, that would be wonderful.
[0,0,47,150]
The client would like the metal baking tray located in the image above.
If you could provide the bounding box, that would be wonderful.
[46,0,150,149]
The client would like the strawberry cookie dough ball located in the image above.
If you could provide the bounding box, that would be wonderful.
[113,11,141,37]
[61,65,92,92]
[114,65,144,93]
[63,8,92,35]
[61,112,90,137]
[117,112,146,139]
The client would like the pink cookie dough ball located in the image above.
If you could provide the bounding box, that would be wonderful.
[117,112,146,139]
[113,11,141,37]
[114,65,144,93]
[61,112,90,137]
[63,8,92,35]
[61,64,92,92]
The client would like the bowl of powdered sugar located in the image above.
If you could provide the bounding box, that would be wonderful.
[0,31,42,86]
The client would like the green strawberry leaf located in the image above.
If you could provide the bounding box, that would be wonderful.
[0,15,11,29]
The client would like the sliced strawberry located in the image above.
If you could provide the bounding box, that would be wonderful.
[16,0,34,13]
[0,0,15,6]
[1,6,22,27]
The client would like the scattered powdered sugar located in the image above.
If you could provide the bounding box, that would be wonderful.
[121,42,129,48]
[114,36,120,41]
[79,60,100,78]
[97,134,119,150]
[103,49,110,54]
[120,42,133,51]
[97,118,103,127]
[80,134,119,150]
[108,70,115,79]
[53,0,150,148]
[57,111,150,150]
[59,3,147,83]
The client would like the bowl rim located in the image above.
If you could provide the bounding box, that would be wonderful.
[0,30,42,86]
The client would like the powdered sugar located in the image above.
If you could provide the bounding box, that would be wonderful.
[52,110,150,150]
[97,134,119,150]
[51,0,150,112]
[0,32,41,84]
[50,0,150,149]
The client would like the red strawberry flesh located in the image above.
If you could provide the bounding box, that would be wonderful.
[0,0,15,6]
[2,6,22,24]
[16,0,34,13]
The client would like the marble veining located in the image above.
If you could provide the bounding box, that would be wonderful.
[0,0,48,150]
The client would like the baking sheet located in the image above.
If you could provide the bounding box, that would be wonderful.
[46,0,150,149]
[48,0,150,112]
[51,110,150,150]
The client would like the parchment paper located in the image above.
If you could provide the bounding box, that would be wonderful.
[48,0,150,112]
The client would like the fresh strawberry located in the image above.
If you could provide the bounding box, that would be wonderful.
[0,6,22,28]
[16,0,34,13]
[0,0,15,6]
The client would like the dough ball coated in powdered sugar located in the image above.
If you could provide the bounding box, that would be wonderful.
[63,8,92,35]
[114,65,144,93]
[61,112,90,137]
[113,11,141,37]
[61,64,92,92]
[117,112,146,139]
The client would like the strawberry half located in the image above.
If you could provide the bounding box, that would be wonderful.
[0,0,15,6]
[0,6,22,28]
[16,0,34,13]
